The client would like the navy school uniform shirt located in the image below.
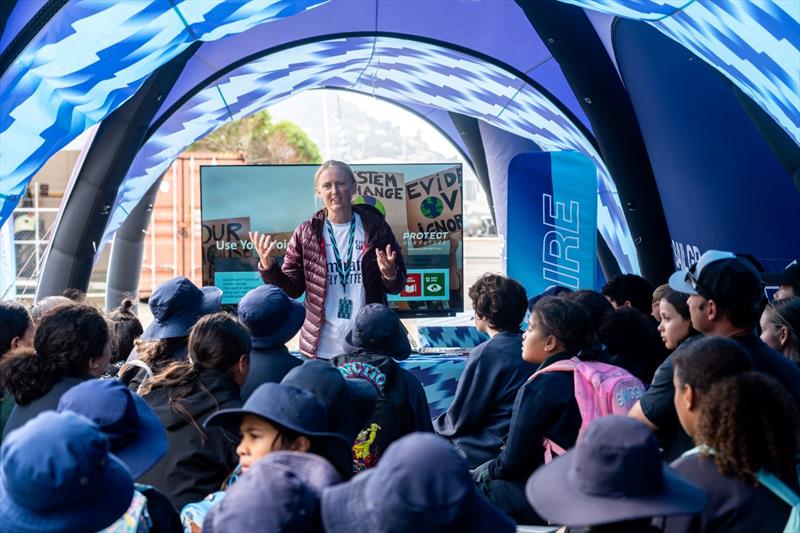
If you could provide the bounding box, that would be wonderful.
[662,452,792,533]
[433,332,535,468]
[240,346,301,401]
[487,350,582,481]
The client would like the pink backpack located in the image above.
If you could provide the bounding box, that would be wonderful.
[532,357,645,463]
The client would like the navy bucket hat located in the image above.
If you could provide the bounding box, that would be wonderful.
[343,303,411,360]
[205,382,351,453]
[142,276,222,340]
[322,433,515,533]
[282,360,378,443]
[527,416,705,526]
[237,284,305,348]
[57,379,168,478]
[0,411,134,533]
[203,452,341,533]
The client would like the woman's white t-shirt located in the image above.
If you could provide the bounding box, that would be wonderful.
[316,214,366,359]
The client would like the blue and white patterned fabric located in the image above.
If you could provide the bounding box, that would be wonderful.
[417,326,490,350]
[398,355,466,418]
[0,0,328,229]
[102,36,640,274]
[560,0,800,146]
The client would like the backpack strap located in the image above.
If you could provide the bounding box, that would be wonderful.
[758,470,800,507]
[532,357,580,464]
[530,357,580,380]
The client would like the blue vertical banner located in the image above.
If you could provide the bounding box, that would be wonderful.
[506,151,597,298]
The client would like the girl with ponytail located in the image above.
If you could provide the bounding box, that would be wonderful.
[1,303,110,438]
[138,312,251,510]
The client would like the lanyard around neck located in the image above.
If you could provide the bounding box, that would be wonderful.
[326,216,357,291]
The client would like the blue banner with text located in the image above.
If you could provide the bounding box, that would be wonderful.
[506,151,597,298]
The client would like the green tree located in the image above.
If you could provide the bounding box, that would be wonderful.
[190,110,321,164]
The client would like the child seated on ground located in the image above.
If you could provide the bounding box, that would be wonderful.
[473,296,590,523]
[58,379,181,532]
[331,304,432,471]
[664,358,800,530]
[181,382,351,532]
[434,274,535,468]
[526,416,705,533]
[203,451,342,533]
[138,313,250,510]
[322,433,515,533]
[1,303,111,438]
[0,411,135,532]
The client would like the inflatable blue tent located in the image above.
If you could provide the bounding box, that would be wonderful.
[0,0,797,303]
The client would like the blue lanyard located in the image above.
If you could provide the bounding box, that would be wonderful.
[326,216,357,291]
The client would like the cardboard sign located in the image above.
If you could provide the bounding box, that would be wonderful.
[354,169,408,254]
[200,216,256,287]
[405,166,463,248]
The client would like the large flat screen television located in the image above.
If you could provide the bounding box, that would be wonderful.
[199,163,464,317]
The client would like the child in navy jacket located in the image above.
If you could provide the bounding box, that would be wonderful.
[474,296,590,524]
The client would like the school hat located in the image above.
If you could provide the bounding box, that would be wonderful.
[57,379,168,478]
[763,260,800,288]
[282,360,379,443]
[237,284,305,348]
[322,433,515,533]
[527,416,705,526]
[0,411,134,533]
[203,452,341,533]
[668,250,761,309]
[205,382,351,453]
[343,303,411,360]
[141,276,222,340]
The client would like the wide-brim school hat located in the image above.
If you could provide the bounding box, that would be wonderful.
[282,360,379,443]
[203,452,341,533]
[526,416,705,526]
[322,433,515,533]
[237,284,305,348]
[342,303,411,360]
[57,379,168,479]
[205,382,351,454]
[0,411,134,533]
[142,276,222,340]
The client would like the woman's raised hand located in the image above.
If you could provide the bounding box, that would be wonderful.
[376,244,398,281]
[248,231,276,270]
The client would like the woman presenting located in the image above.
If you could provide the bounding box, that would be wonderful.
[249,160,407,359]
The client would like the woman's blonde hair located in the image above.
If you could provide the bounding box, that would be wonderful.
[314,160,356,189]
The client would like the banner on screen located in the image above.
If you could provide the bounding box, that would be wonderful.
[200,164,463,316]
[506,151,596,298]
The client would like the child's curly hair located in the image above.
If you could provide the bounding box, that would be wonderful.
[696,371,800,483]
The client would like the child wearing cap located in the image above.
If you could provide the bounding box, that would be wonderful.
[181,382,351,532]
[331,303,432,472]
[138,313,250,510]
